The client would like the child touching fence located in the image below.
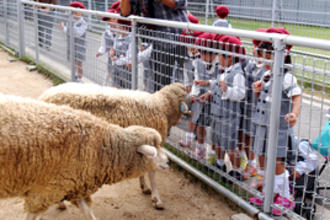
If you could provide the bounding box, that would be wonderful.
[60,1,87,82]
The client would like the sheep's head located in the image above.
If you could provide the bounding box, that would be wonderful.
[126,126,168,170]
[157,83,189,126]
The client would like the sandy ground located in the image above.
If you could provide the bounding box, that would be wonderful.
[0,49,237,220]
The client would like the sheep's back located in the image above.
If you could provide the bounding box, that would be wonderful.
[0,95,110,198]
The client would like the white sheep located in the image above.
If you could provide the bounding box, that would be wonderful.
[0,94,168,220]
[39,82,188,209]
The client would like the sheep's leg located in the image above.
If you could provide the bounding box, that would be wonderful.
[77,199,97,220]
[139,175,151,194]
[148,171,164,210]
[26,213,42,220]
[57,201,67,210]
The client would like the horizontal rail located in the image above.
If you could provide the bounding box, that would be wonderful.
[21,0,330,51]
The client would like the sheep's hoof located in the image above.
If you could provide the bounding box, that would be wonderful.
[57,202,67,211]
[152,198,164,210]
[142,188,152,195]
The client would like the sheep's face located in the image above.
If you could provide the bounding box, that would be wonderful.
[127,126,169,170]
[137,145,169,170]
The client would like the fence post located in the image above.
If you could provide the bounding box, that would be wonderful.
[131,18,138,90]
[69,12,75,81]
[17,0,25,57]
[262,37,286,213]
[205,0,210,25]
[88,0,92,27]
[271,0,278,27]
[4,0,9,45]
[105,0,108,11]
[33,5,39,64]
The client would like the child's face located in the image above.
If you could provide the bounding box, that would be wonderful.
[73,12,82,19]
[201,52,215,63]
[219,54,233,67]
[107,18,116,28]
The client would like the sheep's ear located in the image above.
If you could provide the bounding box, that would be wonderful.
[180,102,189,114]
[137,145,158,158]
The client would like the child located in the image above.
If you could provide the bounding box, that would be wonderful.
[250,28,301,215]
[213,5,232,28]
[185,32,219,158]
[96,9,117,86]
[312,108,330,156]
[178,30,203,149]
[110,19,132,89]
[201,35,246,180]
[60,1,87,82]
[140,42,153,92]
[240,28,268,180]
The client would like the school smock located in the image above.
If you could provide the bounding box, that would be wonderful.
[252,70,302,158]
[209,62,245,149]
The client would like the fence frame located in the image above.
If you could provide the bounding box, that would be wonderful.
[4,1,330,218]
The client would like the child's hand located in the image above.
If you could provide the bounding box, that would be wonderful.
[220,80,227,92]
[290,170,301,179]
[253,80,262,93]
[59,22,64,30]
[109,49,115,57]
[198,92,211,103]
[96,53,102,58]
[194,80,209,87]
[112,56,118,62]
[285,112,298,127]
[186,86,191,93]
[126,63,132,70]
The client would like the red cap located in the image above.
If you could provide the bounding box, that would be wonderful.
[102,9,117,21]
[265,27,292,51]
[252,28,267,47]
[110,1,121,10]
[213,34,224,42]
[195,32,217,52]
[218,35,245,55]
[69,1,86,9]
[216,5,229,19]
[117,18,131,26]
[188,14,199,24]
[179,30,204,44]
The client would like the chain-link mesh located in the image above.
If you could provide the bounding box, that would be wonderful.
[1,1,330,219]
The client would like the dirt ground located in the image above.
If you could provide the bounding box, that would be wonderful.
[0,49,237,220]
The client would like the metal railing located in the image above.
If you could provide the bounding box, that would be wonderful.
[1,1,330,219]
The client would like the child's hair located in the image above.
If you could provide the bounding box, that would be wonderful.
[257,41,292,72]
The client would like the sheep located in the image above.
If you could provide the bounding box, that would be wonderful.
[39,82,188,209]
[0,94,168,220]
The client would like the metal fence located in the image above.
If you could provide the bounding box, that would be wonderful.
[1,1,330,219]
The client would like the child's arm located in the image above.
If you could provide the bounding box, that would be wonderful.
[222,73,246,101]
[96,32,106,57]
[292,140,318,178]
[74,20,88,37]
[285,94,301,127]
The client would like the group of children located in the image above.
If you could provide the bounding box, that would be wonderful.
[178,10,304,214]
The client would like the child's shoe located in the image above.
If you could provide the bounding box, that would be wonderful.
[195,146,206,159]
[249,196,263,206]
[243,165,257,180]
[272,195,295,216]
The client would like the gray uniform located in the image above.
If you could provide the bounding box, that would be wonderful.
[191,58,218,126]
[240,61,267,136]
[37,8,55,48]
[210,63,245,149]
[65,17,87,62]
[113,34,132,89]
[252,71,301,158]
[212,19,232,28]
